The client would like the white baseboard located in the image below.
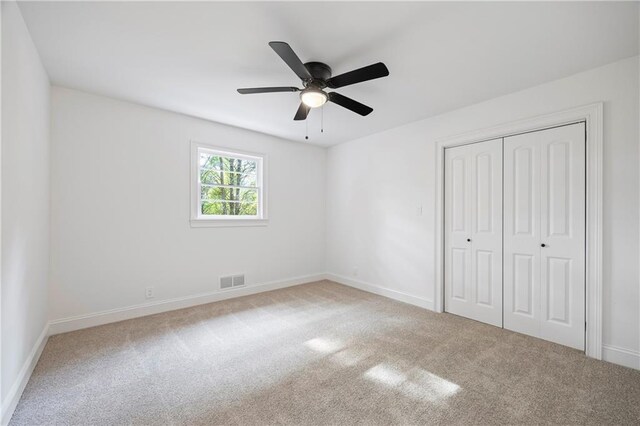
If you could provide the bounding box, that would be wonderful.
[48,273,326,335]
[1,324,49,426]
[326,273,434,310]
[602,344,640,370]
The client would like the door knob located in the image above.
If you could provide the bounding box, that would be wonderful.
[467,238,471,242]
[541,243,546,247]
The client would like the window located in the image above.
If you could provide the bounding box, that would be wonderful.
[191,142,267,226]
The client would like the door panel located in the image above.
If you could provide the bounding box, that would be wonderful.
[504,123,585,350]
[539,124,585,349]
[513,253,535,316]
[547,142,570,237]
[546,257,571,324]
[504,134,541,337]
[475,153,494,233]
[475,250,493,305]
[451,157,467,232]
[513,146,535,236]
[445,139,502,327]
[451,248,468,300]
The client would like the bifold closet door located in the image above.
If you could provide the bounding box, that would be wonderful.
[444,138,503,327]
[503,123,585,350]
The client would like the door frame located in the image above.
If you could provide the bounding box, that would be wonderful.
[434,103,603,359]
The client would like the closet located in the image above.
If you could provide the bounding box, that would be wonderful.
[444,122,586,350]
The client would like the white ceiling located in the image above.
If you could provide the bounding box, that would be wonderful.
[18,1,639,146]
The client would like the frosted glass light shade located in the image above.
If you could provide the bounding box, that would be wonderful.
[301,89,328,108]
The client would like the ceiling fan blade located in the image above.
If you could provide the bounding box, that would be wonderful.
[237,87,299,94]
[328,92,373,116]
[269,41,312,81]
[293,103,310,121]
[326,62,389,89]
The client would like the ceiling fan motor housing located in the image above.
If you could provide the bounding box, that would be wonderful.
[304,62,332,84]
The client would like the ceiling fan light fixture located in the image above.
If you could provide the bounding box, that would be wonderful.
[300,88,327,108]
[237,42,389,121]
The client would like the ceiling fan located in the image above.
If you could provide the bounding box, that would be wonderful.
[237,41,389,121]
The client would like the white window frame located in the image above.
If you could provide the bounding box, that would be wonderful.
[190,141,268,227]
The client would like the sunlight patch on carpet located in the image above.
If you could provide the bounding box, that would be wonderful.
[304,337,344,354]
[364,363,460,403]
[331,349,368,367]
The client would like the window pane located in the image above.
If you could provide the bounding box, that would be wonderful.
[200,153,257,175]
[201,201,258,216]
[200,169,257,187]
[196,148,263,220]
[200,187,258,204]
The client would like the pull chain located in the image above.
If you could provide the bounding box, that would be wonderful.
[305,118,308,140]
[321,105,324,133]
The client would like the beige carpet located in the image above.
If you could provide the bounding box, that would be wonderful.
[10,280,640,425]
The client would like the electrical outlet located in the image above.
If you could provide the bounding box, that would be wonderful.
[145,286,155,299]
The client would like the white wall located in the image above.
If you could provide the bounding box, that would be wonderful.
[49,87,326,322]
[326,56,640,364]
[1,0,50,413]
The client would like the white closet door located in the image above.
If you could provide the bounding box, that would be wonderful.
[503,132,542,337]
[445,138,503,327]
[504,123,585,350]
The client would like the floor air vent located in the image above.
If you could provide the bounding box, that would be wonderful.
[220,274,245,289]
[232,274,245,287]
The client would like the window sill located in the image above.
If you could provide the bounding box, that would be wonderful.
[190,218,269,228]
